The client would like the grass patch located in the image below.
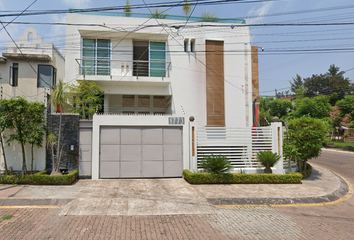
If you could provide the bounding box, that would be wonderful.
[2,215,13,221]
[325,140,354,151]
[0,170,78,185]
[183,170,302,184]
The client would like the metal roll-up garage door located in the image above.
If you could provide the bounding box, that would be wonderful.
[100,126,182,178]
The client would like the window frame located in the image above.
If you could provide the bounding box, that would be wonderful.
[37,64,57,88]
[9,63,18,87]
[81,38,111,76]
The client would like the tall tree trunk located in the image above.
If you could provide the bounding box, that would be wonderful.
[31,144,34,174]
[0,133,8,175]
[55,112,62,172]
[51,144,55,172]
[21,143,27,175]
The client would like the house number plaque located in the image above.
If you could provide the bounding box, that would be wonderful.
[168,117,185,125]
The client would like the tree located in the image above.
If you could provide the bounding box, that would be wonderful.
[0,102,10,175]
[182,0,191,16]
[151,8,168,19]
[68,80,104,119]
[283,116,329,172]
[27,102,46,174]
[290,74,304,95]
[50,80,67,174]
[0,98,31,175]
[46,133,57,174]
[268,99,293,119]
[335,95,354,138]
[294,95,333,119]
[201,10,219,22]
[291,65,354,105]
[124,0,131,17]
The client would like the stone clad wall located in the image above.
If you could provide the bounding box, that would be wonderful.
[46,105,79,173]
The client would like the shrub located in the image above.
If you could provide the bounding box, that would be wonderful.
[256,151,281,171]
[199,155,233,174]
[183,170,302,184]
[0,170,78,185]
[299,163,312,179]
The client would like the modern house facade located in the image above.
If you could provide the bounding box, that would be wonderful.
[0,27,65,173]
[64,11,272,179]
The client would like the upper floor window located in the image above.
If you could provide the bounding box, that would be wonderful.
[133,41,166,77]
[9,63,18,87]
[190,39,195,52]
[38,65,56,88]
[82,39,110,76]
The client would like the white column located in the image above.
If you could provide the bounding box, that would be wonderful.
[271,122,284,174]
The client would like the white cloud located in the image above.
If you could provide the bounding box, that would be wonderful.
[246,2,274,24]
[62,0,91,8]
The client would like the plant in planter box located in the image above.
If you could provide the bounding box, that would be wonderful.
[200,155,233,174]
[256,151,281,174]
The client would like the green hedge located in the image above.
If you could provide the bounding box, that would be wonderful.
[299,163,312,179]
[183,170,302,184]
[0,170,78,185]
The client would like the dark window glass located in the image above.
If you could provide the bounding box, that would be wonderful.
[38,65,56,88]
[11,63,18,87]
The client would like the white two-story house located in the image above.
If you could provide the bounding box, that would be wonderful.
[64,11,261,179]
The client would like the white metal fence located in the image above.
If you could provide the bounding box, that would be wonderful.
[196,124,284,173]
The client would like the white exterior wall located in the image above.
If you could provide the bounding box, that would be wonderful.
[0,27,65,173]
[64,13,253,128]
[64,13,254,174]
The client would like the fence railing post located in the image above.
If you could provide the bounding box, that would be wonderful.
[271,122,284,174]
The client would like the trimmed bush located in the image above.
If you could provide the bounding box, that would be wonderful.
[183,170,302,184]
[0,170,78,185]
[299,163,312,179]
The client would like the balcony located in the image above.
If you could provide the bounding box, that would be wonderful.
[75,58,171,82]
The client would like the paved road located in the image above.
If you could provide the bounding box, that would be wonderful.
[0,149,353,239]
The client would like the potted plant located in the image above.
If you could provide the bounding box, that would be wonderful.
[256,151,281,174]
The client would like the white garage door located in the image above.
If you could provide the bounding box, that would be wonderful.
[100,127,183,178]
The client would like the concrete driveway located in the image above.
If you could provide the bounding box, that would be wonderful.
[1,163,346,216]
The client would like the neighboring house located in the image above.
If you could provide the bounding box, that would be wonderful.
[0,27,65,173]
[330,106,354,141]
[64,11,265,179]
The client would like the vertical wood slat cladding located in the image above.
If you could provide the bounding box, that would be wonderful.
[206,40,225,126]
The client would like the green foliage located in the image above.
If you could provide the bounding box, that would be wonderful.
[299,163,313,179]
[290,65,354,105]
[268,99,293,118]
[294,95,333,119]
[182,0,192,16]
[151,8,168,19]
[68,80,104,120]
[283,116,328,172]
[258,108,272,126]
[183,170,303,184]
[2,215,13,221]
[256,151,281,169]
[50,80,67,113]
[0,98,45,175]
[124,0,131,17]
[201,10,219,22]
[0,170,78,185]
[199,155,233,174]
[290,74,304,95]
[335,95,354,137]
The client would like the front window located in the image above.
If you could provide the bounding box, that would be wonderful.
[133,41,166,77]
[82,39,111,75]
[38,65,56,88]
[9,63,18,87]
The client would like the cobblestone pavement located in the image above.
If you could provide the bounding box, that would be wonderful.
[0,150,353,240]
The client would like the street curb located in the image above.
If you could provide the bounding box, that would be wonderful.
[212,171,353,208]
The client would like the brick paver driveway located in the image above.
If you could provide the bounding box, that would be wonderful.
[0,150,353,239]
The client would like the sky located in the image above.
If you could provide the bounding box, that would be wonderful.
[0,0,353,97]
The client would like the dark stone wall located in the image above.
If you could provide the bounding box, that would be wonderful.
[46,105,79,173]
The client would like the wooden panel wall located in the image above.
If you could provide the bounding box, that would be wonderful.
[206,40,225,126]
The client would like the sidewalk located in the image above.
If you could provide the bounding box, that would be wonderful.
[0,163,351,216]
